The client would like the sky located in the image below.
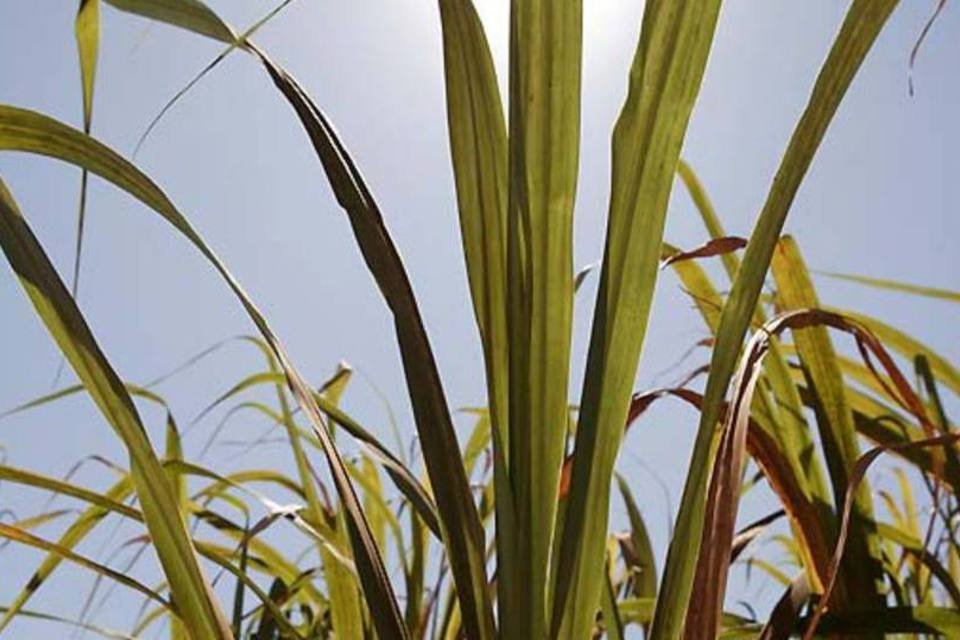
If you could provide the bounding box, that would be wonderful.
[0,1,958,637]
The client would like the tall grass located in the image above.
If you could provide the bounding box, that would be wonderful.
[0,1,957,638]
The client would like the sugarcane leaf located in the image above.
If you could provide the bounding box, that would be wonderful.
[771,235,884,610]
[506,2,583,635]
[0,105,405,639]
[70,0,99,299]
[817,270,960,304]
[248,44,489,639]
[827,308,960,396]
[0,604,137,639]
[102,0,236,43]
[436,4,518,632]
[672,168,836,591]
[0,523,170,608]
[0,179,233,638]
[553,2,722,636]
[652,3,898,636]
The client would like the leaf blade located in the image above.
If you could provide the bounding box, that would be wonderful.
[552,2,723,636]
[0,179,233,638]
[651,3,899,636]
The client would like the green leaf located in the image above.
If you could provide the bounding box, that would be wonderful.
[615,474,657,638]
[0,523,170,610]
[600,562,625,640]
[249,45,490,638]
[70,0,99,301]
[436,3,518,632]
[103,0,237,43]
[506,1,582,636]
[552,2,722,637]
[164,413,190,640]
[320,368,365,640]
[0,179,233,638]
[0,605,137,639]
[0,105,403,639]
[615,474,657,602]
[0,469,137,634]
[651,3,898,636]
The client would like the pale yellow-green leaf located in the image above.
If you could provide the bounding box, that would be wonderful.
[553,2,722,637]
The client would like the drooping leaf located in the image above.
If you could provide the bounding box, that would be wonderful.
[248,45,489,639]
[828,308,960,396]
[0,179,232,638]
[672,167,836,592]
[804,433,960,640]
[686,306,929,638]
[771,235,884,611]
[0,106,404,639]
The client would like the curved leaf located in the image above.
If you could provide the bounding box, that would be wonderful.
[652,3,899,636]
[0,106,404,639]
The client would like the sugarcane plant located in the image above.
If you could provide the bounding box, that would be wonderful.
[0,0,957,638]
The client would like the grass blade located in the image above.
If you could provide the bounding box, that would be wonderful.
[0,470,136,633]
[615,474,657,638]
[71,0,99,301]
[827,308,960,396]
[248,45,492,639]
[672,164,836,592]
[651,3,899,636]
[817,270,960,304]
[552,2,722,636]
[0,605,138,639]
[804,433,960,639]
[102,0,236,43]
[163,413,189,640]
[0,105,405,638]
[0,179,233,638]
[507,1,582,636]
[771,235,884,611]
[436,2,518,632]
[319,370,365,640]
[0,523,170,610]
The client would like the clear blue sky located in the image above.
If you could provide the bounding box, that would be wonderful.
[0,1,957,636]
